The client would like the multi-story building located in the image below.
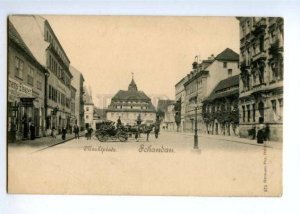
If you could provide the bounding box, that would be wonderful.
[175,77,187,132]
[10,15,73,135]
[70,85,77,131]
[106,78,156,125]
[237,17,283,141]
[83,86,94,129]
[202,75,239,136]
[157,99,175,130]
[183,48,240,132]
[70,65,85,130]
[7,20,49,141]
[161,103,176,131]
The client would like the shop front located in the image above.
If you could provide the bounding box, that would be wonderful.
[8,78,34,142]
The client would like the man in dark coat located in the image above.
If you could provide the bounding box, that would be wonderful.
[74,124,79,139]
[62,126,67,140]
[154,115,160,139]
[257,117,265,144]
[30,122,35,140]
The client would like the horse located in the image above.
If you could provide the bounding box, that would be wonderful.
[124,124,155,141]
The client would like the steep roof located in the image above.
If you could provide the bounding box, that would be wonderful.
[205,75,239,101]
[8,20,36,60]
[112,90,151,101]
[9,15,50,66]
[83,86,94,105]
[8,20,48,74]
[215,48,239,61]
[128,78,138,91]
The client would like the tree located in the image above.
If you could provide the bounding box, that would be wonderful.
[174,99,181,132]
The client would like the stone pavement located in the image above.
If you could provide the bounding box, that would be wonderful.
[163,130,282,150]
[8,131,85,149]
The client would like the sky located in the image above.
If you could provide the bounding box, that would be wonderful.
[44,16,240,108]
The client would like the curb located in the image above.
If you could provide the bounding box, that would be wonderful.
[166,131,279,149]
[32,133,85,153]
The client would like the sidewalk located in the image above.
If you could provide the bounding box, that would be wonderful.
[163,131,282,150]
[8,131,85,149]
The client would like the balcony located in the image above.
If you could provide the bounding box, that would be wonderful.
[269,39,283,55]
[252,51,266,62]
[240,60,250,70]
[251,82,267,95]
[252,18,267,35]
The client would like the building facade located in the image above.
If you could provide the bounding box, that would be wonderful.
[237,17,283,141]
[202,75,239,136]
[161,103,176,131]
[70,85,77,131]
[10,15,73,135]
[183,48,240,132]
[83,86,94,129]
[70,65,85,130]
[8,20,48,141]
[106,78,156,125]
[175,77,187,132]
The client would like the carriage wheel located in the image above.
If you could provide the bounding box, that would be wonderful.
[118,132,128,142]
[97,133,108,142]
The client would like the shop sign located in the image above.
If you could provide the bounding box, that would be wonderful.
[20,97,35,107]
[8,78,33,99]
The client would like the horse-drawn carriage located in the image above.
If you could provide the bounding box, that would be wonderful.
[94,120,160,142]
[95,121,128,142]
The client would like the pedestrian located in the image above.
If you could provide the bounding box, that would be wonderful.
[62,126,67,140]
[252,125,256,140]
[154,115,160,139]
[257,117,265,144]
[74,124,79,139]
[264,123,270,141]
[85,127,89,140]
[117,116,122,128]
[88,127,93,140]
[51,127,56,138]
[30,122,35,140]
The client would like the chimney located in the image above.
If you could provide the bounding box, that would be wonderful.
[208,54,215,60]
[192,61,198,70]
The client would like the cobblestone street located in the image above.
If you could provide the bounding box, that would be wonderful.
[8,131,282,195]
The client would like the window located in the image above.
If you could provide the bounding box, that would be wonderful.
[27,67,34,86]
[48,85,52,99]
[242,25,246,36]
[278,98,283,107]
[259,36,264,52]
[247,105,251,122]
[223,62,227,68]
[86,107,89,111]
[278,98,283,120]
[271,100,277,120]
[242,106,245,122]
[228,69,232,77]
[57,91,60,104]
[15,56,24,79]
[271,100,276,112]
[86,115,89,119]
[252,104,256,122]
[36,73,42,90]
[247,20,250,28]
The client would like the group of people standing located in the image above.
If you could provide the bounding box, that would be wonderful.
[84,126,93,140]
[249,117,270,144]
